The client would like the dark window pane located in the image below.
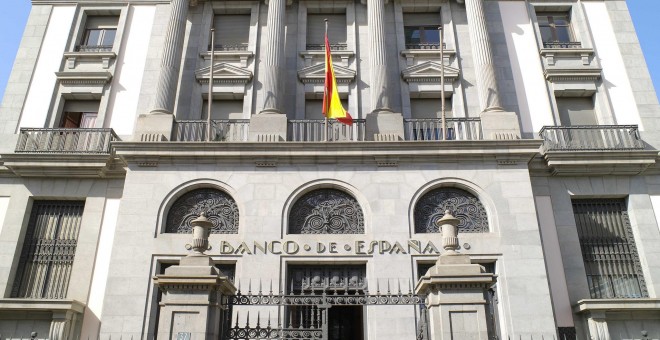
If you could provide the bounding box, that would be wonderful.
[101,29,116,46]
[423,28,440,44]
[555,27,571,42]
[84,29,102,45]
[405,27,421,44]
[540,27,554,42]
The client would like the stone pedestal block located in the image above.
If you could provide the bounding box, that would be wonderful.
[248,113,288,141]
[366,110,404,141]
[134,113,175,141]
[416,254,496,340]
[480,111,521,140]
[154,255,237,340]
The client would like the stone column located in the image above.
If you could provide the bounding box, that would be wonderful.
[368,0,389,112]
[135,0,190,141]
[249,0,289,141]
[152,0,190,115]
[415,211,496,340]
[463,0,501,112]
[365,0,405,141]
[458,0,522,139]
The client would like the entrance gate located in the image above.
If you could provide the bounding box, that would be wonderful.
[220,286,429,340]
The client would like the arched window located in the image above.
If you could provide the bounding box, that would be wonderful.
[289,189,364,234]
[414,187,488,233]
[166,188,239,234]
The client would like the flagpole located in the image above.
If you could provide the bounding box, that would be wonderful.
[207,28,215,142]
[324,18,329,142]
[439,26,446,141]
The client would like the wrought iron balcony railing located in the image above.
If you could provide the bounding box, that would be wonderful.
[305,43,348,51]
[16,128,119,154]
[175,120,250,142]
[288,119,366,142]
[542,41,582,49]
[405,43,447,50]
[404,118,483,141]
[74,45,114,52]
[208,43,249,51]
[539,125,645,151]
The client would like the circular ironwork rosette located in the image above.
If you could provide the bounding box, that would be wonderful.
[414,187,488,233]
[166,188,239,234]
[289,188,365,234]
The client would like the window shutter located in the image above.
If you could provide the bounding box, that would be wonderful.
[556,97,596,125]
[214,15,251,46]
[85,16,119,29]
[403,13,441,26]
[202,100,244,120]
[307,14,346,46]
[410,98,452,119]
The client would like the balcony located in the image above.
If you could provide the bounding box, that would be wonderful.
[16,128,118,154]
[305,43,348,51]
[542,41,582,49]
[540,125,644,151]
[289,119,366,142]
[174,120,250,142]
[404,118,482,141]
[75,44,114,52]
[4,128,123,178]
[538,125,657,175]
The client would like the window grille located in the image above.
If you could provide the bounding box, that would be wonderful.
[166,188,239,234]
[573,199,648,299]
[414,187,488,233]
[11,201,85,299]
[288,189,365,234]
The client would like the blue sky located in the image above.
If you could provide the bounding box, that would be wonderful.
[0,1,659,102]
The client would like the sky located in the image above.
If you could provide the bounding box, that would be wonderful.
[0,1,659,103]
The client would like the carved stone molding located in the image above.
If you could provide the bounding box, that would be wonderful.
[289,189,364,234]
[414,187,488,233]
[166,188,239,234]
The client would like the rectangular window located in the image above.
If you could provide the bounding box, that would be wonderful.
[307,14,347,50]
[78,16,119,52]
[409,98,453,141]
[536,12,579,48]
[212,14,251,51]
[556,97,596,126]
[12,201,85,299]
[572,199,648,299]
[61,100,99,128]
[403,13,441,49]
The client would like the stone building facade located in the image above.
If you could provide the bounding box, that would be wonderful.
[0,0,659,339]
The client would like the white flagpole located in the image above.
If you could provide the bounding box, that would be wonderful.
[324,19,329,142]
[207,28,215,142]
[440,26,446,141]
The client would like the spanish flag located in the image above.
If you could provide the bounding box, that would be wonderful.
[323,34,353,125]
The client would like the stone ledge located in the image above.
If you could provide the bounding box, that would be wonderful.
[112,139,543,166]
[574,298,660,313]
[0,298,85,313]
[0,153,126,178]
[542,150,658,176]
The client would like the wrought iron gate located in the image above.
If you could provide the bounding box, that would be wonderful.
[221,283,428,340]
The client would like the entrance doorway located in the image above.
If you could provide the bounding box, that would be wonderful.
[328,306,363,340]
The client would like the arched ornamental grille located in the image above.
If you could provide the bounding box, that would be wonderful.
[414,187,488,233]
[289,188,365,234]
[166,188,239,233]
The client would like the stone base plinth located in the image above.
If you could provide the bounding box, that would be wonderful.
[134,113,175,142]
[415,254,496,340]
[153,255,237,340]
[248,112,288,142]
[366,110,404,141]
[480,111,521,140]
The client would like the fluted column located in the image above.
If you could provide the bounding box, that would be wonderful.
[259,0,286,114]
[368,0,390,112]
[150,0,190,115]
[464,0,502,112]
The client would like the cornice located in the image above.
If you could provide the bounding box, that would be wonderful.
[112,140,543,168]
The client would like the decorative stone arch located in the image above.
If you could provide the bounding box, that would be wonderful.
[159,179,240,234]
[284,180,367,235]
[411,179,494,234]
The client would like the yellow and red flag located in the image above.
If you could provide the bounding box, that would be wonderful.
[323,34,353,125]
